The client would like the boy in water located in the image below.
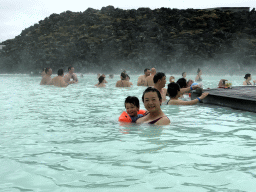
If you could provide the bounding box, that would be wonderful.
[125,96,145,122]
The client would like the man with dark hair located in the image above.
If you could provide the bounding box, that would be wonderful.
[51,69,69,87]
[137,68,151,86]
[153,72,167,102]
[64,66,78,84]
[116,72,130,87]
[40,68,52,85]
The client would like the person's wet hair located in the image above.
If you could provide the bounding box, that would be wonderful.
[125,96,140,108]
[182,72,186,76]
[197,68,201,74]
[98,76,105,84]
[144,68,150,73]
[58,69,64,76]
[126,74,130,79]
[153,72,166,84]
[142,87,162,102]
[121,72,126,80]
[167,83,181,98]
[45,68,50,74]
[244,73,251,79]
[176,78,187,88]
[68,66,73,71]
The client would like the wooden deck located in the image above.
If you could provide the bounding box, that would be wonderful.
[191,86,256,112]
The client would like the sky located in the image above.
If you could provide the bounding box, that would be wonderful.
[0,0,255,43]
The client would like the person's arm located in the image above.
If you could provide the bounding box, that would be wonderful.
[180,85,199,94]
[155,117,170,125]
[116,81,119,87]
[175,92,209,105]
[72,74,78,83]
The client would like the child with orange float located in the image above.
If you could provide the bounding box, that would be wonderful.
[119,96,146,122]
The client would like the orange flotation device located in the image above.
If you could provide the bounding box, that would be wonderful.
[118,110,146,122]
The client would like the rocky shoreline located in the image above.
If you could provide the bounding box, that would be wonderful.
[1,6,256,74]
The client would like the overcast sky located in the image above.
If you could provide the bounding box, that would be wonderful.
[0,0,255,43]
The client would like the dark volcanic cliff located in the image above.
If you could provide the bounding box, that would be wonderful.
[1,6,256,74]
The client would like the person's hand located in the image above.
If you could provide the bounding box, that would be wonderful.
[200,92,209,100]
[253,80,256,84]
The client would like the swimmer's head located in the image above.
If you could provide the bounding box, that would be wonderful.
[142,87,162,103]
[167,82,181,98]
[98,76,105,84]
[58,69,64,76]
[121,72,126,80]
[126,74,130,81]
[125,96,140,117]
[169,76,175,83]
[144,68,151,76]
[68,66,74,74]
[151,68,156,75]
[182,72,186,77]
[244,73,251,80]
[176,78,187,88]
[45,68,52,75]
[153,72,166,88]
[187,79,194,87]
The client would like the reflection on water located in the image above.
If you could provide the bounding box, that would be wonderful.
[0,74,256,191]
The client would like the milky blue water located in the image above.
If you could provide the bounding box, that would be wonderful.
[1,74,256,192]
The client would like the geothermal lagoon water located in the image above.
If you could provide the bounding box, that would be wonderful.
[1,74,256,191]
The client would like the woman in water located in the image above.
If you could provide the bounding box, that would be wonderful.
[126,75,133,86]
[243,73,256,85]
[136,87,170,125]
[167,83,208,105]
[95,76,106,87]
[195,68,202,82]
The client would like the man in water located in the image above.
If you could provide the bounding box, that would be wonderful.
[116,72,130,87]
[153,72,167,102]
[51,69,69,87]
[40,68,52,85]
[64,66,78,84]
[137,68,151,86]
[145,68,156,87]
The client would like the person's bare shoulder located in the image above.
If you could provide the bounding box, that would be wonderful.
[156,117,170,125]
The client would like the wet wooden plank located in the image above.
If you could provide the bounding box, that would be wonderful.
[191,86,256,112]
[204,86,256,101]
